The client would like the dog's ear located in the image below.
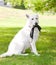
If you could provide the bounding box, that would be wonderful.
[26,14,29,18]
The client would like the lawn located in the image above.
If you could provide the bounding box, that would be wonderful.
[0,27,56,65]
[0,6,56,65]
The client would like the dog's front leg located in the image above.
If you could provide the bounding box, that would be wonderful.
[30,40,40,56]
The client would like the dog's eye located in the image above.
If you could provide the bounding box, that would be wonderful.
[36,18,38,19]
[32,18,34,20]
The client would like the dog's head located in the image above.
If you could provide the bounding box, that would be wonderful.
[26,14,39,26]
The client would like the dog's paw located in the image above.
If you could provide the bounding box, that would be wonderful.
[34,53,40,56]
[32,54,40,56]
[37,54,40,56]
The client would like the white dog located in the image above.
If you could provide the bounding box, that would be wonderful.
[0,14,41,57]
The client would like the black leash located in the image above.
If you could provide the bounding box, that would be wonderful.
[30,23,41,39]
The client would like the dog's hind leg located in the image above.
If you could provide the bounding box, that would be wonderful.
[0,52,13,57]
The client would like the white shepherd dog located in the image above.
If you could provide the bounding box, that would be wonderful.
[0,14,41,57]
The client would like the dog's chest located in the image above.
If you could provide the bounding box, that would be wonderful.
[22,27,31,39]
[22,27,39,40]
[33,28,39,39]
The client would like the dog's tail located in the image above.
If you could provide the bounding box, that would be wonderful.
[0,52,13,58]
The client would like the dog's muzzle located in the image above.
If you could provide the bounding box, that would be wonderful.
[30,22,41,39]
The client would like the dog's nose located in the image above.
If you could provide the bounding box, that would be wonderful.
[35,22,38,25]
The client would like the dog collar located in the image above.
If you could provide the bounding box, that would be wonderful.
[30,23,41,39]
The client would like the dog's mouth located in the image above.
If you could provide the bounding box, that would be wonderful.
[33,22,38,27]
[30,22,41,39]
[35,22,38,26]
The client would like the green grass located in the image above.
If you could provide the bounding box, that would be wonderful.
[0,27,56,65]
[0,6,56,65]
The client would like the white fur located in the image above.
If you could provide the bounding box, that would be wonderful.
[0,14,40,57]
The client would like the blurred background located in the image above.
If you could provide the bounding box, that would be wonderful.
[0,0,56,27]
